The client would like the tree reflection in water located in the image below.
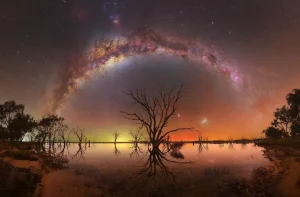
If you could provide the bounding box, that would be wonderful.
[71,143,86,160]
[49,142,197,196]
[119,142,196,196]
[228,142,235,151]
[198,142,209,154]
[129,143,143,158]
[113,143,121,156]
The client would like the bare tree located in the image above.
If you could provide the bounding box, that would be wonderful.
[72,127,86,145]
[129,128,144,144]
[57,125,69,145]
[113,130,120,143]
[121,85,196,148]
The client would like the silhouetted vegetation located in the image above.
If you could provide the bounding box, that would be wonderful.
[129,128,144,145]
[121,85,196,148]
[0,101,36,141]
[263,89,300,139]
[113,130,120,143]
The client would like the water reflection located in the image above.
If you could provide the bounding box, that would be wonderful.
[198,142,209,153]
[71,143,86,160]
[113,143,121,156]
[228,142,235,151]
[43,142,270,197]
[204,167,231,177]
[129,143,143,158]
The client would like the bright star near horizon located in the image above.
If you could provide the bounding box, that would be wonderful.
[177,113,181,118]
[201,117,208,124]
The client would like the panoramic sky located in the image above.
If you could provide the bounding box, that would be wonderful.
[1,0,300,141]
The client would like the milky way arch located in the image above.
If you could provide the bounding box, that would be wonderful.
[47,27,242,114]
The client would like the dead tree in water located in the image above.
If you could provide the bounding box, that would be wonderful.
[121,85,196,148]
[113,131,120,143]
[73,127,86,145]
[57,125,69,145]
[113,143,121,156]
[129,128,144,145]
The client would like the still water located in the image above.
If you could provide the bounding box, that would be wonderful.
[47,143,269,197]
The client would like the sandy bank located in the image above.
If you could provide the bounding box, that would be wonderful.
[263,146,300,197]
[40,169,104,197]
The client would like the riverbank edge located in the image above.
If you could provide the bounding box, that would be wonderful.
[0,142,68,197]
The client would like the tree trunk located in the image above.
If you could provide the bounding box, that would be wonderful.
[152,140,160,148]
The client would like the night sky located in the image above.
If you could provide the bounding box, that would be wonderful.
[1,0,300,141]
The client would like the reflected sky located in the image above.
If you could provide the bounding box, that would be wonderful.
[51,142,269,196]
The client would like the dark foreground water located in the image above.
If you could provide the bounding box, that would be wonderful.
[49,142,269,197]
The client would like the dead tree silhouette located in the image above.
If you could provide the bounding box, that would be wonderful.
[121,85,196,148]
[129,128,144,145]
[113,131,120,143]
[71,127,87,160]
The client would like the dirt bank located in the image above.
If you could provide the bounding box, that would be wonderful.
[264,146,300,197]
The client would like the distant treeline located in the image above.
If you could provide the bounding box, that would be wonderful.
[0,100,69,143]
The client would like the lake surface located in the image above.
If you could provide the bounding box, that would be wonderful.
[48,142,270,197]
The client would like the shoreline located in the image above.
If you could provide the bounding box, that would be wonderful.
[218,143,300,197]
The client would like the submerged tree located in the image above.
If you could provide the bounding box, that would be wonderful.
[36,115,67,144]
[72,127,86,144]
[57,127,70,145]
[113,130,120,143]
[121,85,196,148]
[129,128,144,144]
